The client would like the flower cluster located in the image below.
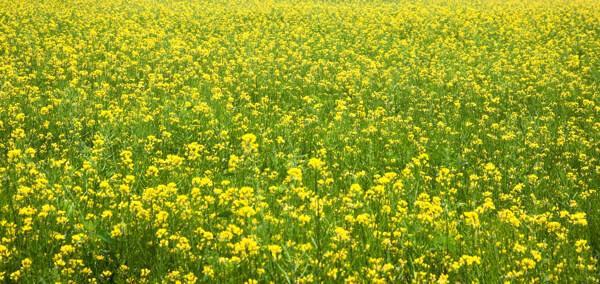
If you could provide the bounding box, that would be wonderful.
[0,0,599,282]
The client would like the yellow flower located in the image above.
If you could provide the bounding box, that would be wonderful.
[298,214,311,225]
[570,212,588,226]
[7,149,21,162]
[21,258,32,269]
[241,133,258,154]
[287,167,302,181]
[308,157,325,169]
[140,268,151,277]
[155,211,169,226]
[463,211,480,228]
[267,245,282,259]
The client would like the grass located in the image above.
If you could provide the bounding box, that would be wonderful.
[1,0,600,282]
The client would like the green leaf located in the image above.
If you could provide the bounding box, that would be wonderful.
[216,210,234,218]
[97,230,114,243]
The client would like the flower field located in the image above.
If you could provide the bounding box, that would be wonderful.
[1,0,600,282]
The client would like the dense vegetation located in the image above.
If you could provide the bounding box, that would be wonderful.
[1,0,599,282]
